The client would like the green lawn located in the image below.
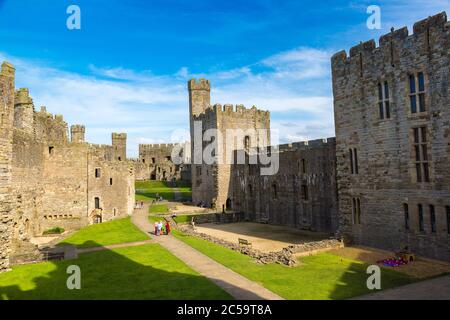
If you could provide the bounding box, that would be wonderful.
[149,204,169,214]
[135,181,175,201]
[135,180,192,202]
[0,244,232,300]
[172,230,415,300]
[58,217,148,248]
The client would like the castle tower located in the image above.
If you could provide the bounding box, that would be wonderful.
[112,133,127,161]
[71,125,85,143]
[0,61,15,272]
[14,88,34,134]
[188,78,210,118]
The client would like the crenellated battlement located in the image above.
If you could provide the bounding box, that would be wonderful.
[278,137,336,151]
[188,78,210,91]
[199,103,270,118]
[112,133,127,140]
[1,61,15,77]
[139,143,181,149]
[14,88,33,105]
[331,11,448,68]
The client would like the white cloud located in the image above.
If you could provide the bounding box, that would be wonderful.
[0,44,335,156]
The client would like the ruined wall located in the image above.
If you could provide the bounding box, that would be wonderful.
[0,62,15,271]
[231,138,338,233]
[332,12,450,261]
[0,65,136,267]
[134,142,191,182]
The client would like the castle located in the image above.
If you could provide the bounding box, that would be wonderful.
[189,12,450,261]
[332,12,450,261]
[1,12,449,273]
[0,62,135,270]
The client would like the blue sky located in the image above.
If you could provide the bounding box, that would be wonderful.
[0,0,449,156]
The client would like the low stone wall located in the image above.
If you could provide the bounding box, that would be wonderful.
[175,212,245,225]
[178,225,342,266]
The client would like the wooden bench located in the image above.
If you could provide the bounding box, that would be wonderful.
[238,238,252,246]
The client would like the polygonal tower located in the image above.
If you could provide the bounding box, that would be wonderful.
[71,125,85,143]
[112,132,127,161]
[13,88,34,134]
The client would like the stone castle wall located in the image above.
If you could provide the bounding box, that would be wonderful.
[0,62,16,272]
[133,142,191,182]
[188,79,336,233]
[332,12,450,260]
[0,62,136,268]
[231,138,338,233]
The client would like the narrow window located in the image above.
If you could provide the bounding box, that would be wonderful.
[377,81,390,119]
[109,178,113,186]
[301,185,308,201]
[272,184,277,200]
[244,136,250,152]
[409,72,426,113]
[404,203,410,230]
[151,157,156,164]
[356,198,361,224]
[352,198,357,224]
[352,198,361,224]
[418,204,424,232]
[447,206,450,234]
[95,197,100,209]
[49,146,54,154]
[301,159,306,174]
[354,148,359,174]
[349,149,354,174]
[95,168,101,178]
[412,127,429,183]
[430,205,436,233]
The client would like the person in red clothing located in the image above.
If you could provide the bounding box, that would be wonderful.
[165,221,171,235]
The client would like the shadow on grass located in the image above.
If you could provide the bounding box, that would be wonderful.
[328,255,414,300]
[0,240,236,300]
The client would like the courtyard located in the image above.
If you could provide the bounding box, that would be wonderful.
[192,222,331,253]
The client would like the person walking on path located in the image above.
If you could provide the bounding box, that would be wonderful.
[165,221,171,235]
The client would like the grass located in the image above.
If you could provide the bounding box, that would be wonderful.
[135,181,175,201]
[58,217,148,249]
[0,244,232,300]
[42,227,65,235]
[172,230,416,300]
[149,204,168,214]
[135,180,192,202]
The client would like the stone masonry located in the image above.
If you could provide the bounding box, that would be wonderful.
[332,12,450,261]
[188,79,338,233]
[133,142,191,182]
[0,62,135,270]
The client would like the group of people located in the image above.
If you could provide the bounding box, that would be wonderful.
[154,220,171,236]
[134,201,144,209]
